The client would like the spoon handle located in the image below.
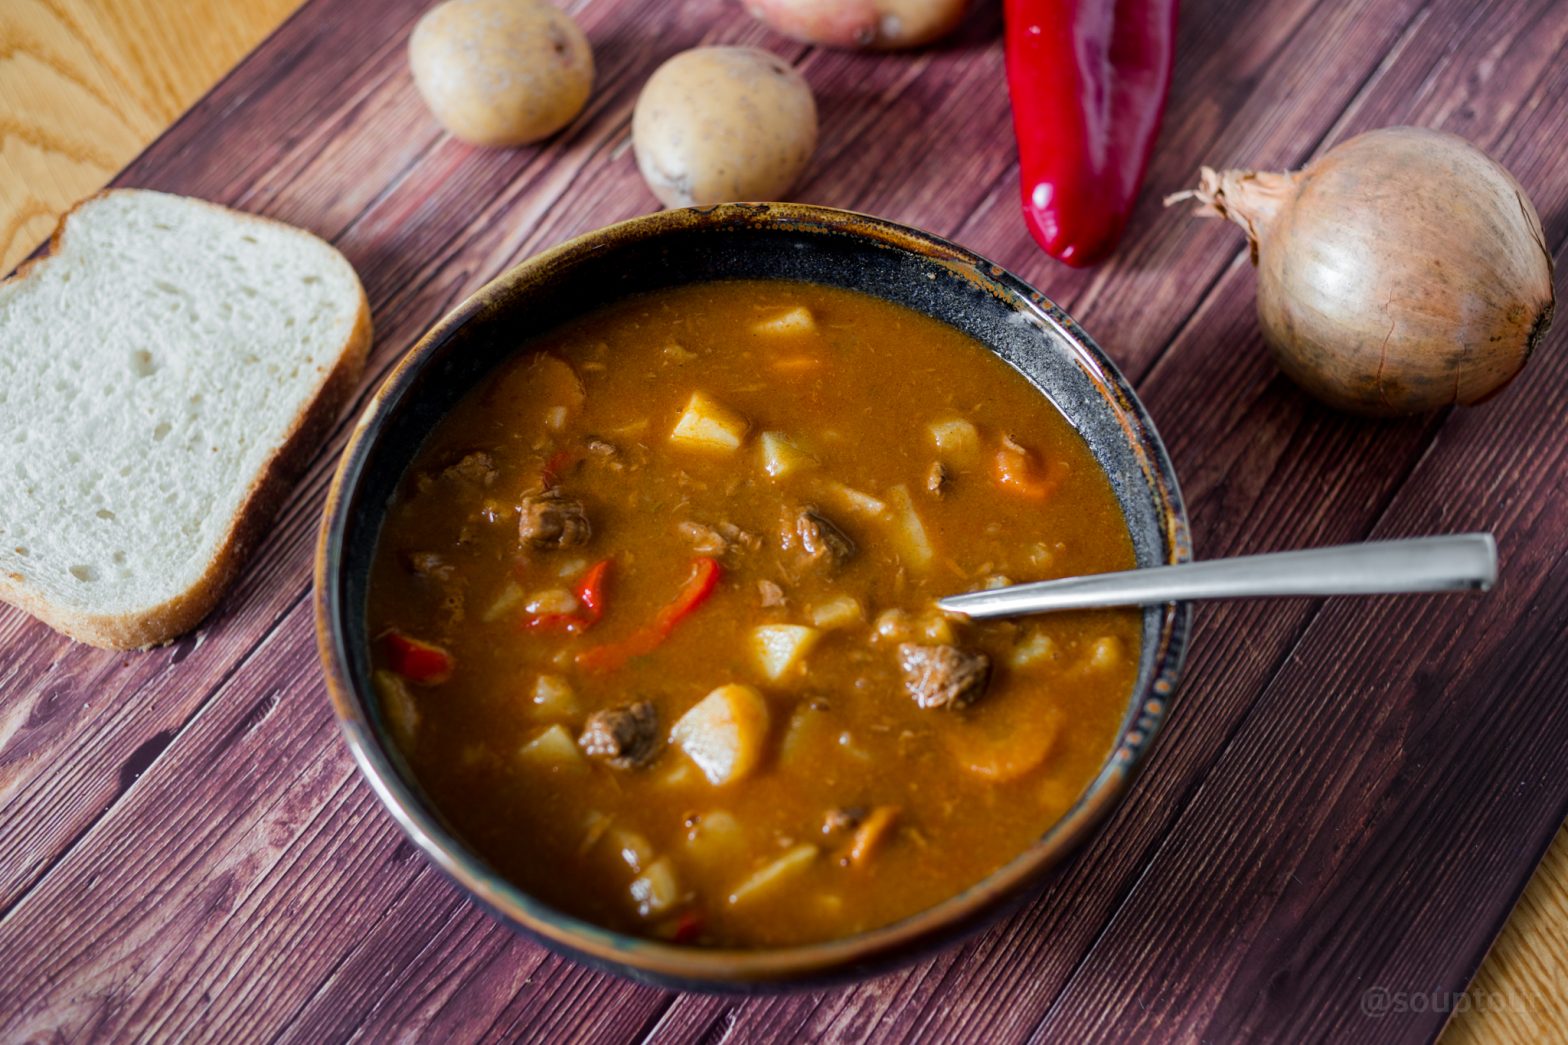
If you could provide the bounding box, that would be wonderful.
[938,533,1497,620]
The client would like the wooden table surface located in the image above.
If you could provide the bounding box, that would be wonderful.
[1,0,1565,1040]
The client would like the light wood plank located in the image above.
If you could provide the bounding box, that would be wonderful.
[0,0,304,271]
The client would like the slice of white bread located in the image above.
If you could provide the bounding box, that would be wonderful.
[0,190,371,649]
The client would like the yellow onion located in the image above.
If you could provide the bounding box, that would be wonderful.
[1170,127,1554,415]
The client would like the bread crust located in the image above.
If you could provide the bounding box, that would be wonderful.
[0,190,373,650]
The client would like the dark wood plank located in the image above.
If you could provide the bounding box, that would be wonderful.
[0,0,1564,1038]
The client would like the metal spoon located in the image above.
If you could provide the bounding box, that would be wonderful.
[938,533,1497,620]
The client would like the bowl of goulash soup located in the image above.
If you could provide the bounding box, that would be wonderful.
[316,203,1190,988]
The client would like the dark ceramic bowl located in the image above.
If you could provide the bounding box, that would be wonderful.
[315,202,1191,990]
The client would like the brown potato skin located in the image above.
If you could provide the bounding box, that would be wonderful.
[410,0,594,147]
[741,0,968,49]
[632,47,817,208]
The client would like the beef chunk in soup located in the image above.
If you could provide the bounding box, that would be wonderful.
[897,643,991,710]
[579,702,660,769]
[784,506,855,570]
[519,488,592,549]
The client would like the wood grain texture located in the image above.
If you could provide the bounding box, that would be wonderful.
[0,0,1566,1040]
[0,0,305,271]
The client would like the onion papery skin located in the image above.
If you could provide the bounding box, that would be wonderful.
[1184,128,1554,416]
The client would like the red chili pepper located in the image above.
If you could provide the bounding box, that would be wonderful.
[577,557,723,673]
[380,630,454,685]
[1004,0,1178,266]
[523,558,613,633]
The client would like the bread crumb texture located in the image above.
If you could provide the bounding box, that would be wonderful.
[0,190,365,629]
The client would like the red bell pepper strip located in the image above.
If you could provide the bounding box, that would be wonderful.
[523,558,612,634]
[577,557,723,673]
[1004,0,1178,266]
[380,630,455,685]
[576,558,610,619]
[652,557,722,631]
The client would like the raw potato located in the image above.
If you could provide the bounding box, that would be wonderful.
[410,0,594,147]
[671,683,772,785]
[742,0,968,49]
[633,47,817,207]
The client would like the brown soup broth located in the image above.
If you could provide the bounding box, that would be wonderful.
[366,280,1139,947]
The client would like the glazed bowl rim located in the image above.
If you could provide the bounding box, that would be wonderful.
[314,201,1192,989]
